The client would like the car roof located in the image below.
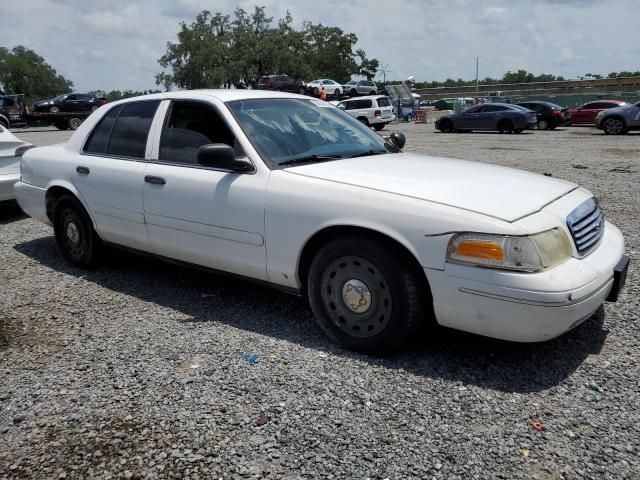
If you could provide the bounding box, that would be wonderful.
[104,89,315,105]
[343,95,387,100]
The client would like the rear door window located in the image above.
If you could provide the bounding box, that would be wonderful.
[84,101,159,158]
[376,97,391,107]
[107,101,160,158]
[84,105,123,154]
[483,105,508,112]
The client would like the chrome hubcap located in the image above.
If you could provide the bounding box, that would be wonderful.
[66,222,80,244]
[342,279,372,313]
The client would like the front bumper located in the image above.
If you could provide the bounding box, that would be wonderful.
[426,222,627,342]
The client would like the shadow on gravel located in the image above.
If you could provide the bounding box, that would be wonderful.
[0,201,27,224]
[15,236,608,394]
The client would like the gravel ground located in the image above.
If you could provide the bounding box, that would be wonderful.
[1,124,639,479]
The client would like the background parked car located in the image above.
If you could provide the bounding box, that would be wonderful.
[344,80,378,96]
[306,79,343,97]
[0,124,32,202]
[515,101,570,130]
[257,75,306,94]
[435,103,537,133]
[336,95,395,130]
[32,93,107,113]
[595,100,640,135]
[568,100,630,125]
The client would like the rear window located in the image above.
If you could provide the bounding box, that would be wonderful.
[84,101,159,158]
[376,97,391,107]
[258,77,270,84]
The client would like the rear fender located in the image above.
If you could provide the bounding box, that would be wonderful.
[46,180,97,228]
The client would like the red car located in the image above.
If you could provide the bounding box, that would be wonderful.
[569,100,629,125]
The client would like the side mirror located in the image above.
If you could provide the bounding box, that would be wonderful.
[389,132,406,150]
[197,144,252,172]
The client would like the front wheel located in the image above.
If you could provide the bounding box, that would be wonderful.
[603,117,626,135]
[307,237,427,353]
[53,195,101,268]
[50,105,61,113]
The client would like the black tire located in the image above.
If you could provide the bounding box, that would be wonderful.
[68,117,82,130]
[438,119,454,133]
[298,86,306,95]
[307,237,427,354]
[514,128,523,134]
[369,90,376,95]
[333,89,340,97]
[313,87,320,96]
[537,118,549,130]
[357,117,370,126]
[53,121,69,131]
[0,118,9,129]
[373,123,385,131]
[350,89,357,96]
[498,119,514,134]
[603,117,627,135]
[91,105,98,112]
[53,195,101,268]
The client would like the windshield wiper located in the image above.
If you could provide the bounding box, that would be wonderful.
[278,154,343,166]
[347,149,387,159]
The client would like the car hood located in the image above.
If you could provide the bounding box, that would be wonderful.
[284,153,577,222]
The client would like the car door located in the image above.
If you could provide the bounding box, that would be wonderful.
[142,99,269,280]
[61,94,78,112]
[457,105,484,129]
[575,102,598,123]
[74,100,160,251]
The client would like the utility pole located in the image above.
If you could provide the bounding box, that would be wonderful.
[475,57,479,94]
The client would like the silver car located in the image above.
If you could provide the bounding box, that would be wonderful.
[595,100,640,135]
[344,80,378,96]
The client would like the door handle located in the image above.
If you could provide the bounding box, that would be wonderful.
[76,166,90,174]
[144,175,166,185]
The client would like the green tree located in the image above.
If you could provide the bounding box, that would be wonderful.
[157,7,377,89]
[0,46,73,101]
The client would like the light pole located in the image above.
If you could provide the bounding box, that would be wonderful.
[475,57,479,94]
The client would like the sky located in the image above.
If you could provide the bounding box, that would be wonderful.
[1,0,639,92]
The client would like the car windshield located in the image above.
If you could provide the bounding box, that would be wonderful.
[227,98,395,169]
[345,81,357,85]
[511,105,531,111]
[52,95,66,102]
[546,102,563,109]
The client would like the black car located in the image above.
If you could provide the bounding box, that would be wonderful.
[32,93,107,113]
[435,103,538,133]
[257,75,306,94]
[515,101,570,130]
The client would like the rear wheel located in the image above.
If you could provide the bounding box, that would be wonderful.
[369,90,376,95]
[68,117,82,130]
[307,237,427,353]
[373,123,385,131]
[603,117,626,135]
[53,120,69,130]
[537,119,549,130]
[53,195,101,268]
[350,89,357,96]
[357,117,370,127]
[514,128,524,134]
[334,89,340,97]
[498,119,514,134]
[438,119,454,133]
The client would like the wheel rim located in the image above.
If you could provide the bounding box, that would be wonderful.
[320,256,392,338]
[606,119,623,134]
[61,209,85,261]
[538,120,547,130]
[70,119,81,129]
[51,106,60,113]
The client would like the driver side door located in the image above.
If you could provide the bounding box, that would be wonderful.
[142,99,270,280]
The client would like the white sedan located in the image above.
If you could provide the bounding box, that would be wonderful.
[0,125,32,203]
[306,79,343,97]
[15,90,629,353]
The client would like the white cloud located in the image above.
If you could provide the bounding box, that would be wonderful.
[0,0,638,92]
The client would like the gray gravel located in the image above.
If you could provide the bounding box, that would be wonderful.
[1,124,639,479]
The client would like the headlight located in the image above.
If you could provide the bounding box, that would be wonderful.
[447,228,572,272]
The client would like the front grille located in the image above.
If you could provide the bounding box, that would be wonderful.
[566,197,605,255]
